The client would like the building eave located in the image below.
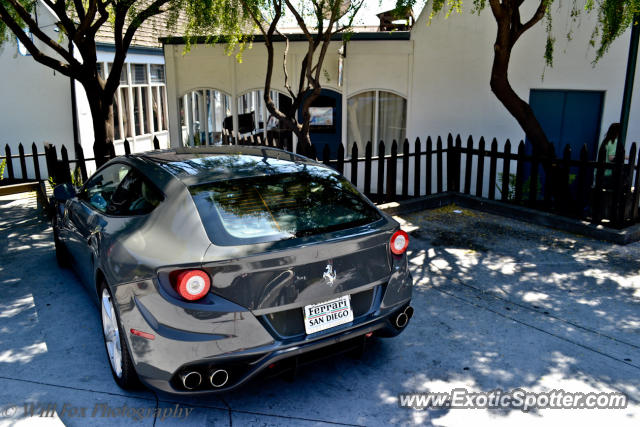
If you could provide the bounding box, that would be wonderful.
[159,31,411,46]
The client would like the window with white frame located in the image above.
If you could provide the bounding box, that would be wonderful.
[237,90,291,134]
[179,89,293,146]
[179,89,233,146]
[347,90,407,155]
[103,62,168,142]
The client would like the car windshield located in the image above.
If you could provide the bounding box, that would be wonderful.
[189,168,381,245]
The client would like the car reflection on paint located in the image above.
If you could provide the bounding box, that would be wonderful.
[51,145,413,394]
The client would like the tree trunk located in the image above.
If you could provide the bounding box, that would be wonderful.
[84,83,115,167]
[490,19,551,156]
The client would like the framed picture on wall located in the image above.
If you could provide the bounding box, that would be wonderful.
[309,107,334,127]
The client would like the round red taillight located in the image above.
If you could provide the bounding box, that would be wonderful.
[390,230,409,255]
[175,270,211,301]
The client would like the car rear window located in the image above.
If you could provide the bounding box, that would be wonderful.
[189,169,381,245]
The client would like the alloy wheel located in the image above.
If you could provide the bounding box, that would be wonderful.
[101,288,123,378]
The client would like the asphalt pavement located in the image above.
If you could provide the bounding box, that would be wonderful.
[0,192,639,426]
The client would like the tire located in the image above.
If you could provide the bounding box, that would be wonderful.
[52,218,71,268]
[99,281,141,390]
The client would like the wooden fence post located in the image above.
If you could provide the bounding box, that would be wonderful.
[446,134,455,192]
[632,142,640,221]
[574,145,589,218]
[593,143,608,223]
[514,141,526,203]
[543,144,554,209]
[625,143,637,223]
[351,144,359,187]
[413,138,421,197]
[18,143,27,180]
[453,135,462,192]
[528,145,540,208]
[612,140,626,226]
[31,143,41,182]
[377,141,385,203]
[476,137,486,197]
[75,142,87,183]
[60,145,72,184]
[337,144,345,174]
[464,136,473,194]
[322,145,331,167]
[153,136,160,150]
[436,136,443,193]
[364,141,372,198]
[124,139,131,155]
[488,138,498,200]
[501,139,511,202]
[5,145,14,180]
[425,137,433,196]
[43,143,57,184]
[386,140,398,201]
[560,145,572,216]
[402,139,409,198]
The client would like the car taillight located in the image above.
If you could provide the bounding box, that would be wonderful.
[390,230,409,255]
[173,270,211,301]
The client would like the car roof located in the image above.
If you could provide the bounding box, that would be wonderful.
[132,145,329,187]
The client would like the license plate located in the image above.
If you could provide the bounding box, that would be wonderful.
[303,295,354,335]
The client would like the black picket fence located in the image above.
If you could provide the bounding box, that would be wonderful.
[223,133,640,228]
[0,137,161,187]
[2,133,639,229]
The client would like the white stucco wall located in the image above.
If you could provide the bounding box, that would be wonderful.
[408,2,639,148]
[0,3,74,179]
[0,3,170,180]
[164,38,413,147]
[165,3,639,154]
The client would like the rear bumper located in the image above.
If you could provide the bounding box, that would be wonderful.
[114,270,413,395]
[141,303,411,395]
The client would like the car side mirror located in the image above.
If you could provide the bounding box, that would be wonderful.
[53,183,77,202]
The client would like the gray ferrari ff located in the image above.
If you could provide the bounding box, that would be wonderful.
[51,145,413,394]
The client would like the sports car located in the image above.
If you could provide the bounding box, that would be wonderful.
[51,145,413,394]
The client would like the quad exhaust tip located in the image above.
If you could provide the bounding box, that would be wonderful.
[209,369,229,388]
[180,371,202,390]
[395,306,414,329]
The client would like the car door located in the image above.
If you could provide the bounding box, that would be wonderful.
[64,163,131,288]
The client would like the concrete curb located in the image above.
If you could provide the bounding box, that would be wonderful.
[379,192,640,245]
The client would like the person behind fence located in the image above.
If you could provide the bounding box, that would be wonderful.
[595,123,621,188]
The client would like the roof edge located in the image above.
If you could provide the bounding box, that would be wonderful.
[160,31,411,45]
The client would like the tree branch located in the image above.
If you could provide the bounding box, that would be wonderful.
[0,3,72,76]
[276,29,298,100]
[3,0,78,66]
[122,0,171,48]
[488,0,503,19]
[518,0,548,35]
[283,0,313,42]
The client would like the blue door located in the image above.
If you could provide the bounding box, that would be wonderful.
[529,89,604,158]
[299,89,342,160]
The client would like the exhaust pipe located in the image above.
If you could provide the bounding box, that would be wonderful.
[395,312,408,328]
[405,306,414,320]
[209,369,229,388]
[394,306,414,329]
[180,371,202,390]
